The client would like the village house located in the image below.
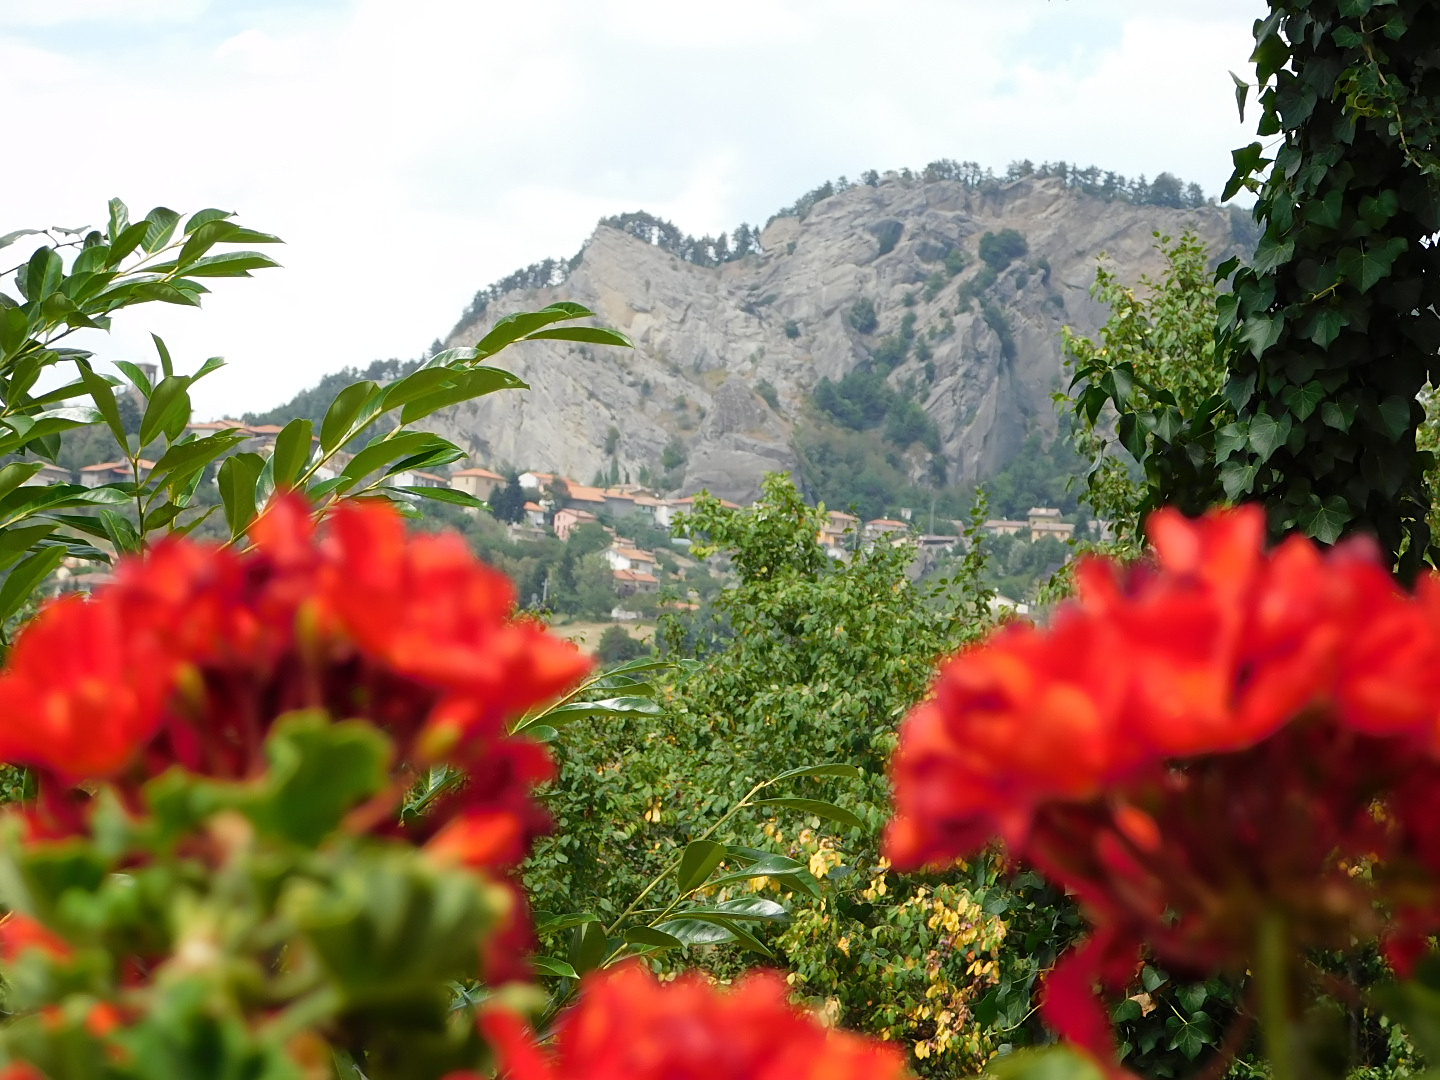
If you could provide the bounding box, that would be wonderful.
[612,567,659,595]
[983,518,1028,537]
[601,487,638,518]
[818,510,858,558]
[553,507,598,542]
[862,518,910,544]
[1027,507,1075,542]
[603,544,659,574]
[79,460,153,487]
[523,501,546,528]
[450,467,505,503]
[519,471,556,492]
[560,482,608,511]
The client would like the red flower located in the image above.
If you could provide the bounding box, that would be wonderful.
[481,963,910,1080]
[0,496,588,912]
[0,913,71,963]
[886,506,1440,1068]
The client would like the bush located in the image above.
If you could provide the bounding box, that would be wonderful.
[597,625,650,664]
[872,221,903,257]
[848,296,879,334]
[756,379,780,410]
[813,369,896,430]
[784,319,801,339]
[978,228,1028,272]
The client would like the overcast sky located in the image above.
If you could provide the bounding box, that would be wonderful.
[1,0,1260,418]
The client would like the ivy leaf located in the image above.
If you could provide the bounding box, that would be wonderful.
[1295,495,1352,544]
[1229,71,1249,122]
[1337,238,1408,294]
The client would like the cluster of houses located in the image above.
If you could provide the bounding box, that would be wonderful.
[982,506,1077,543]
[44,416,1078,596]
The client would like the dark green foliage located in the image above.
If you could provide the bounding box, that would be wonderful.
[783,319,801,339]
[871,334,909,371]
[661,436,687,472]
[596,626,650,666]
[1153,2,1440,576]
[884,399,940,452]
[983,433,1085,519]
[489,474,526,523]
[979,229,1029,272]
[848,297,878,334]
[1222,3,1440,570]
[813,369,896,430]
[755,379,780,410]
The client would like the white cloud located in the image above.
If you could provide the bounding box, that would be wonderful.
[0,0,206,26]
[1,1,1259,418]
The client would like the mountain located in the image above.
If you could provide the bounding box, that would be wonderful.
[254,162,1254,511]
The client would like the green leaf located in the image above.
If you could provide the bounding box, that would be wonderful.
[398,366,528,425]
[0,524,57,574]
[0,545,66,623]
[98,509,142,556]
[148,430,248,487]
[0,462,45,503]
[114,360,154,397]
[1141,964,1167,992]
[752,798,863,829]
[531,956,580,979]
[535,912,599,936]
[391,485,484,508]
[1337,238,1407,294]
[319,381,378,453]
[522,326,634,348]
[472,303,597,358]
[676,839,727,894]
[1246,411,1288,462]
[0,483,128,529]
[985,1046,1107,1080]
[623,926,683,951]
[217,452,264,538]
[183,208,233,234]
[531,696,660,730]
[139,375,192,447]
[75,362,128,446]
[24,246,63,302]
[0,228,42,251]
[270,418,313,490]
[107,198,130,242]
[340,431,448,485]
[140,207,182,253]
[1282,381,1325,422]
[1295,495,1351,545]
[166,251,281,278]
[1229,70,1248,122]
[768,763,862,782]
[651,917,734,948]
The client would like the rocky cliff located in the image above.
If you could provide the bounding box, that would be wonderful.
[424,174,1245,503]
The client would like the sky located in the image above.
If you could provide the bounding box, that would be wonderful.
[1,0,1261,418]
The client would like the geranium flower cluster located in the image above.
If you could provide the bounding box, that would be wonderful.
[886,506,1440,1068]
[478,963,910,1080]
[0,495,590,980]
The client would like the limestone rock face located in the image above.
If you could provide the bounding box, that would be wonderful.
[431,175,1243,503]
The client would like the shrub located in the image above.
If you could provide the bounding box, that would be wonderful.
[756,379,781,410]
[848,296,879,334]
[978,228,1028,272]
[784,319,801,339]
